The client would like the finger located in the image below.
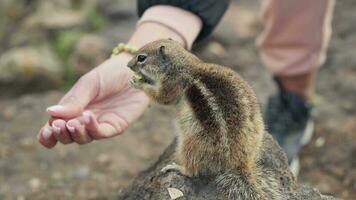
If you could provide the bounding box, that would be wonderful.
[38,125,57,148]
[46,72,99,119]
[83,111,123,140]
[66,119,93,144]
[51,119,73,144]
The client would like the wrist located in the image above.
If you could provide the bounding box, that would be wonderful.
[127,22,184,48]
[129,5,202,49]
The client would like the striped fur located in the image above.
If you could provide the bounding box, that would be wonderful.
[128,39,286,199]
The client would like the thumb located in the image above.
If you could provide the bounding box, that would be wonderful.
[47,73,98,119]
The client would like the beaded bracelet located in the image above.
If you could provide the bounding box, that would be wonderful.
[111,43,139,57]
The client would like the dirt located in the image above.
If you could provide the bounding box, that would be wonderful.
[0,0,355,199]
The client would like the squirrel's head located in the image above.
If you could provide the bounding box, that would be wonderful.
[127,39,197,104]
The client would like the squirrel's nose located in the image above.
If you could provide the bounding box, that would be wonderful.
[127,60,136,70]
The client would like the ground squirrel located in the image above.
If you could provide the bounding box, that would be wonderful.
[127,39,283,199]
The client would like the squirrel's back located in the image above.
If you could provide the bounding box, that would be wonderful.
[128,39,281,199]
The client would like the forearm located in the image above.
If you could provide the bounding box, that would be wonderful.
[129,5,202,51]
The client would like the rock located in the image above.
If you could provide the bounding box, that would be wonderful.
[0,0,34,21]
[0,46,62,93]
[9,28,48,48]
[114,137,336,200]
[97,0,136,20]
[0,0,37,53]
[23,0,96,31]
[24,10,86,31]
[69,34,110,75]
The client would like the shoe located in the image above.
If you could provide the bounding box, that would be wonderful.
[264,78,314,176]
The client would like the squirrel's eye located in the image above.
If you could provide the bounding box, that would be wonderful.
[137,54,147,63]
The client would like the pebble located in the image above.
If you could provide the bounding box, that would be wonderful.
[207,41,227,56]
[2,106,16,120]
[72,166,90,179]
[167,187,184,200]
[96,154,111,166]
[28,177,41,191]
[17,195,25,200]
[52,171,63,181]
[315,137,326,147]
[19,138,35,149]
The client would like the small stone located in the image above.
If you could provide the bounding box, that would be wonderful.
[52,171,63,181]
[96,154,111,166]
[72,166,90,179]
[0,146,10,159]
[17,195,25,200]
[2,106,16,120]
[28,177,41,192]
[207,41,227,56]
[315,137,326,147]
[19,138,35,149]
[167,187,184,200]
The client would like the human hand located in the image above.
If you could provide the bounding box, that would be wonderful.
[37,5,202,148]
[38,54,150,148]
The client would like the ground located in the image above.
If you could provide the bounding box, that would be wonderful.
[0,0,355,199]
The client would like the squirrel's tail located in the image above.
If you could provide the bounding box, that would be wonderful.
[215,172,265,200]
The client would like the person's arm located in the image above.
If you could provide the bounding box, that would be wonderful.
[130,5,202,49]
[38,6,202,148]
[137,0,230,41]
[38,1,230,148]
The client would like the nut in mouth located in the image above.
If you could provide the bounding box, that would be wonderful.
[129,71,155,86]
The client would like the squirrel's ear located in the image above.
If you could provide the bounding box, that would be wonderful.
[159,45,167,59]
[159,45,165,54]
[159,45,169,66]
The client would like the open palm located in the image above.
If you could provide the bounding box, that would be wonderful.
[38,54,150,148]
[83,83,149,139]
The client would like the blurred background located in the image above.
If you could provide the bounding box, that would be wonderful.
[0,0,355,199]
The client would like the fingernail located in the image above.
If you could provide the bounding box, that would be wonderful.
[52,125,61,134]
[42,128,52,140]
[66,124,75,133]
[46,105,64,112]
[83,111,90,124]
